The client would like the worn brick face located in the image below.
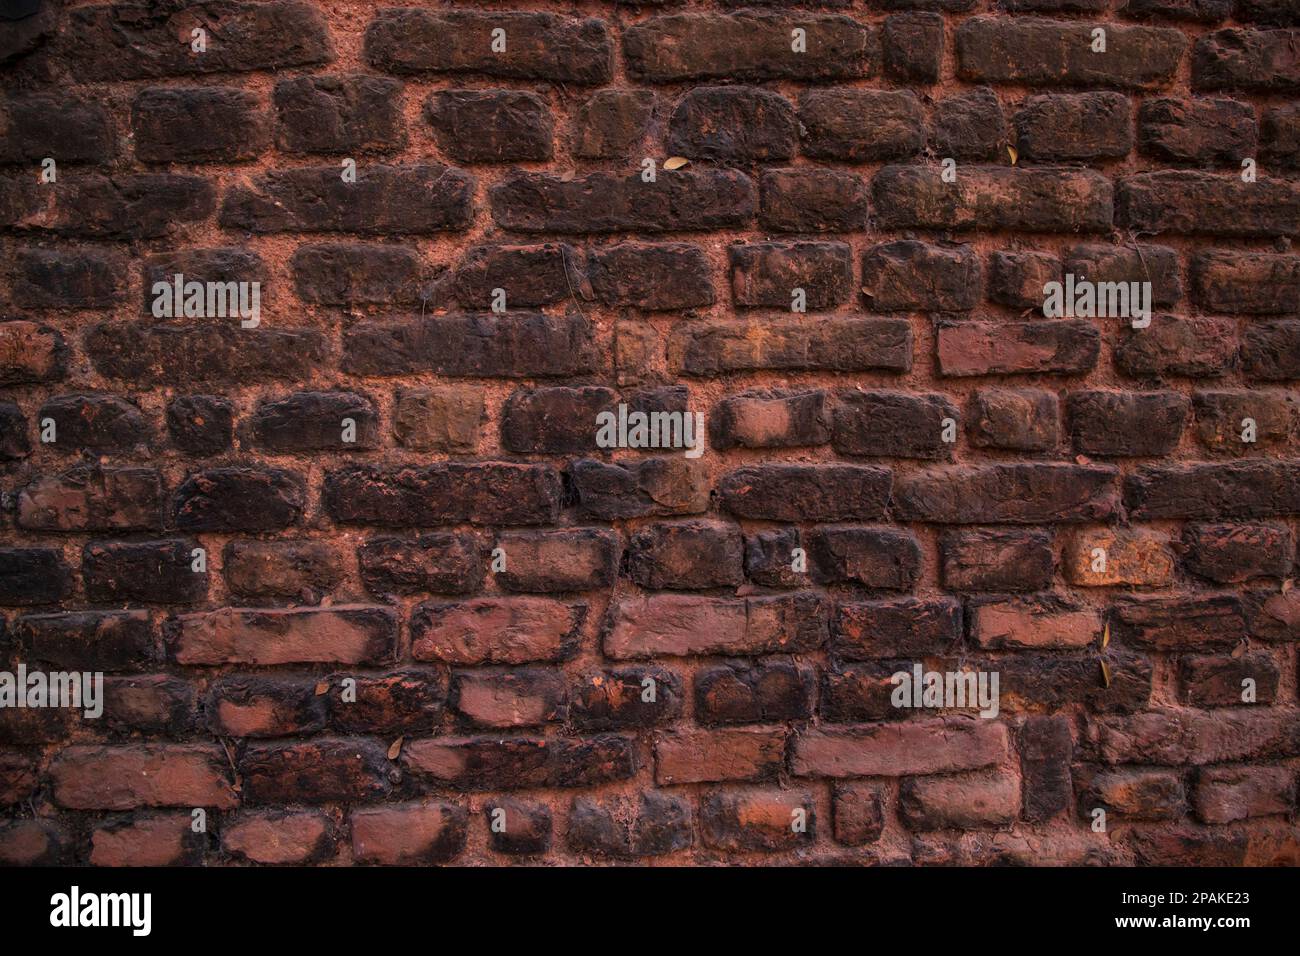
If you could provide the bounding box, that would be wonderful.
[2,0,1295,871]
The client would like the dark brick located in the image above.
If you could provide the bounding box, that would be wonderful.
[37,394,148,455]
[1191,250,1300,314]
[273,74,405,154]
[0,549,72,607]
[1063,244,1183,307]
[833,598,963,659]
[224,540,345,604]
[967,388,1059,451]
[988,251,1061,310]
[0,94,115,164]
[1139,97,1258,165]
[248,391,379,452]
[957,18,1186,88]
[454,244,576,310]
[940,529,1055,592]
[240,739,395,804]
[759,167,869,233]
[1125,460,1300,519]
[628,521,744,591]
[896,463,1118,523]
[220,165,474,234]
[83,539,206,605]
[13,247,126,309]
[1068,391,1189,457]
[587,243,714,310]
[1015,92,1132,161]
[18,466,163,533]
[936,320,1100,377]
[719,464,892,522]
[574,90,655,159]
[425,90,553,163]
[325,463,562,527]
[1179,653,1279,707]
[494,529,618,594]
[173,467,305,532]
[1180,523,1294,584]
[672,317,912,376]
[1110,594,1248,649]
[710,390,830,451]
[625,12,876,83]
[132,87,267,163]
[569,667,684,731]
[403,735,635,790]
[1193,28,1300,91]
[730,242,851,310]
[833,391,958,460]
[808,527,921,589]
[932,88,1007,160]
[1118,171,1300,237]
[491,169,753,234]
[357,534,484,598]
[166,396,233,456]
[1115,316,1236,379]
[862,241,980,312]
[883,13,943,83]
[799,90,924,162]
[292,243,427,306]
[571,457,709,520]
[1018,715,1074,822]
[669,87,797,162]
[568,793,692,859]
[365,10,612,84]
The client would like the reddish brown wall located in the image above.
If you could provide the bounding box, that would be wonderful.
[1,0,1299,866]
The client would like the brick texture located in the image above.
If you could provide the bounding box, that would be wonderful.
[0,0,1298,869]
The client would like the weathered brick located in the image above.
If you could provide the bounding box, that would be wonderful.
[392,387,484,452]
[491,169,752,233]
[451,669,567,728]
[808,526,922,589]
[486,800,552,856]
[425,90,553,163]
[1018,716,1073,822]
[169,606,397,666]
[0,94,115,164]
[494,529,617,593]
[883,13,943,83]
[710,390,830,451]
[832,391,958,460]
[1118,171,1300,236]
[10,610,157,672]
[1191,250,1300,314]
[670,87,797,162]
[240,739,396,804]
[1015,92,1132,161]
[1179,652,1279,706]
[1068,391,1189,457]
[18,465,163,532]
[574,90,655,159]
[605,593,828,659]
[173,467,304,532]
[895,463,1118,523]
[410,598,584,664]
[628,521,744,591]
[700,788,815,852]
[455,242,577,310]
[1064,243,1183,307]
[0,549,72,606]
[343,313,592,378]
[625,13,876,83]
[571,457,710,520]
[730,242,851,310]
[403,735,635,790]
[875,166,1113,232]
[273,74,405,154]
[1193,27,1300,90]
[833,598,963,659]
[655,728,786,784]
[901,772,1021,830]
[832,784,886,846]
[292,243,427,306]
[1109,594,1247,649]
[1243,321,1300,380]
[365,10,611,83]
[932,87,1007,160]
[132,87,268,163]
[940,529,1055,592]
[1179,522,1293,583]
[957,18,1186,88]
[568,793,692,858]
[587,243,714,310]
[966,389,1059,451]
[800,89,923,162]
[0,320,66,386]
[694,660,814,726]
[1193,389,1297,454]
[223,811,335,865]
[569,667,684,731]
[1194,766,1295,824]
[672,317,912,376]
[1085,708,1300,765]
[718,464,892,521]
[83,539,206,605]
[987,251,1061,310]
[221,165,473,234]
[324,463,562,526]
[65,1,332,80]
[759,167,869,233]
[862,240,980,312]
[1076,768,1186,821]
[1139,97,1257,164]
[793,719,1008,778]
[50,744,236,810]
[12,247,126,309]
[973,597,1100,649]
[224,539,344,604]
[1125,460,1300,519]
[1115,316,1236,379]
[936,320,1100,377]
[1063,528,1174,587]
[206,676,325,738]
[166,396,233,456]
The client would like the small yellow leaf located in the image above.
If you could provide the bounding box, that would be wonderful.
[1101,621,1110,649]
[314,681,329,696]
[1231,640,1247,659]
[1283,578,1293,593]
[387,737,404,760]
[1007,145,1018,165]
[1100,660,1112,688]
[663,156,690,170]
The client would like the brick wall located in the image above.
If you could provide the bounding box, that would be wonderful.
[1,0,1299,866]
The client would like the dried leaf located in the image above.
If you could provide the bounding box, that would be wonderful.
[314,681,329,696]
[663,156,690,170]
[1100,659,1112,688]
[1231,640,1247,659]
[1101,621,1110,650]
[1007,145,1018,165]
[1283,578,1293,593]
[387,737,404,760]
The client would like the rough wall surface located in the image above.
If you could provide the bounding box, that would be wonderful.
[1,0,1299,867]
